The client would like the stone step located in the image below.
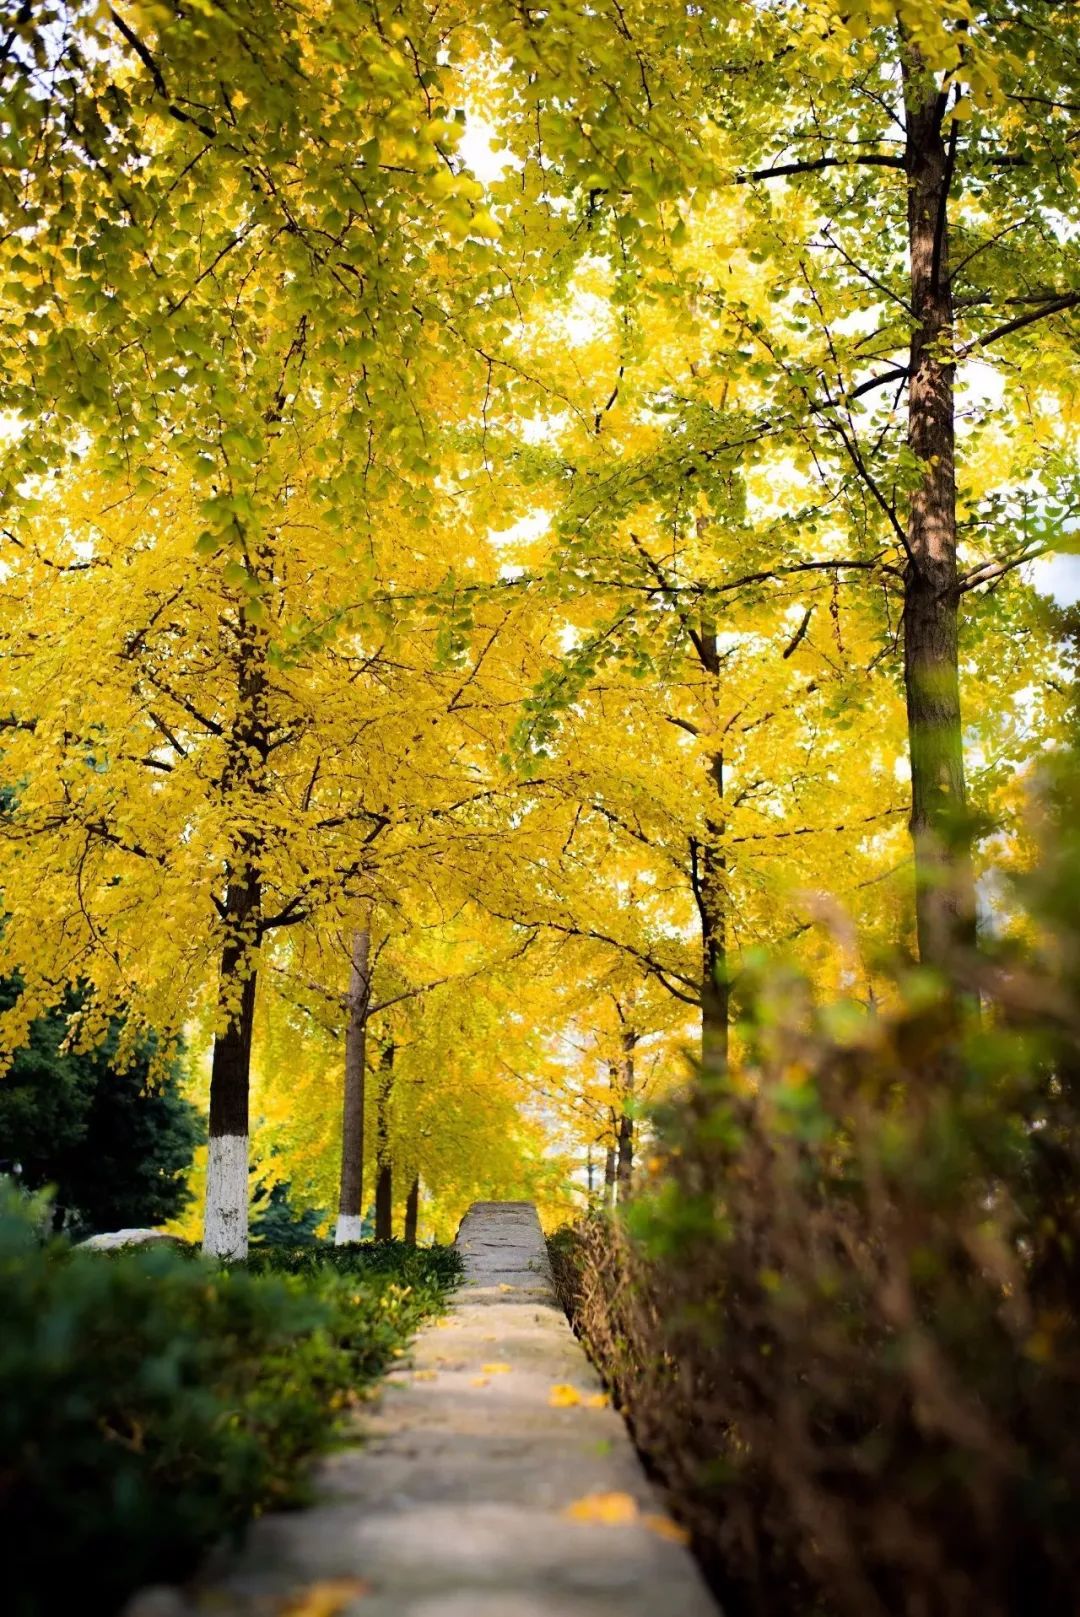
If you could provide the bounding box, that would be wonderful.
[128,1201,721,1617]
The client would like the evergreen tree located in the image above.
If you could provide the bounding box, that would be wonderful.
[0,982,202,1236]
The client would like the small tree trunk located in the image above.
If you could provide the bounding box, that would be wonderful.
[335,924,371,1245]
[403,1175,420,1245]
[902,53,976,969]
[374,1041,395,1240]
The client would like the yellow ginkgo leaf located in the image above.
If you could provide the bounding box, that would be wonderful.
[278,1577,372,1616]
[497,1283,516,1293]
[563,1492,639,1526]
[643,1513,691,1546]
[412,1369,437,1381]
[549,1383,582,1407]
[585,1391,610,1409]
[480,1361,511,1374]
[470,1375,490,1387]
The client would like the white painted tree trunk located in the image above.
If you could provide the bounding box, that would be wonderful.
[203,1133,249,1260]
[334,1213,365,1244]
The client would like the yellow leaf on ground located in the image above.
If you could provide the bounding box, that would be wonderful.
[643,1512,691,1545]
[480,1361,511,1374]
[585,1391,610,1408]
[412,1369,437,1381]
[278,1578,371,1616]
[470,1375,490,1387]
[563,1492,639,1526]
[497,1283,516,1293]
[549,1383,582,1407]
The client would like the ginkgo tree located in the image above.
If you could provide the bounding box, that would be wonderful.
[489,0,1080,975]
[0,0,1076,1259]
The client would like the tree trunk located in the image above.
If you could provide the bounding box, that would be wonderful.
[374,1040,395,1240]
[699,746,729,1071]
[603,1139,616,1208]
[902,57,976,969]
[204,599,268,1261]
[616,1028,636,1200]
[403,1175,420,1245]
[691,618,730,1069]
[204,865,261,1259]
[616,1113,633,1197]
[335,924,371,1245]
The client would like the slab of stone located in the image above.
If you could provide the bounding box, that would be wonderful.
[128,1201,720,1617]
[79,1228,183,1250]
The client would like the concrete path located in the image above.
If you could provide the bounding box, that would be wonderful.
[130,1201,720,1617]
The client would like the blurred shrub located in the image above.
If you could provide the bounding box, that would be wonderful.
[0,1189,458,1617]
[550,763,1080,1617]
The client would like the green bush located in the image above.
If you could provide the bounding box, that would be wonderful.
[247,1236,464,1289]
[0,1189,459,1617]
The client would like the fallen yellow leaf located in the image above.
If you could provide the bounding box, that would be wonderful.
[412,1369,437,1382]
[549,1383,581,1407]
[497,1283,515,1293]
[643,1513,691,1546]
[278,1577,371,1616]
[480,1362,511,1374]
[470,1375,490,1387]
[564,1492,638,1526]
[585,1391,610,1409]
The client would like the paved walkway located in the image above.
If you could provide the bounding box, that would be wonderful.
[131,1201,720,1617]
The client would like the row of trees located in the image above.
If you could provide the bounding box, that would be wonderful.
[0,0,1076,1248]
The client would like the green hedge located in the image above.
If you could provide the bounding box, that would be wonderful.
[1,1190,461,1617]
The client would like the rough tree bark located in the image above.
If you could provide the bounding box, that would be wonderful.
[901,53,977,968]
[374,1040,395,1241]
[335,923,372,1245]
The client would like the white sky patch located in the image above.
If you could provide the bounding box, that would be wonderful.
[458,113,516,185]
[1032,552,1080,607]
[489,509,551,552]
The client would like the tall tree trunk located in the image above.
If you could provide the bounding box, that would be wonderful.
[902,57,976,969]
[204,599,268,1261]
[204,885,260,1259]
[335,924,371,1245]
[616,1028,636,1199]
[693,620,730,1068]
[603,1138,616,1208]
[699,747,729,1070]
[403,1175,420,1245]
[374,1040,395,1240]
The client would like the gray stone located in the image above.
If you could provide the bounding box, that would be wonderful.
[78,1228,183,1250]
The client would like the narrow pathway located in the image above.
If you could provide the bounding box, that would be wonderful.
[132,1201,720,1616]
